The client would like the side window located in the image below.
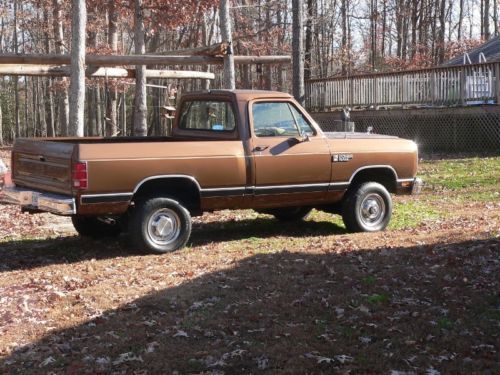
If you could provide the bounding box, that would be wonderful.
[288,105,315,136]
[179,101,236,131]
[252,102,301,137]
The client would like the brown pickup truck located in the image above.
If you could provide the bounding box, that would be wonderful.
[0,90,422,253]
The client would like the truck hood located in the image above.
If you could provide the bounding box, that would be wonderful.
[324,132,399,140]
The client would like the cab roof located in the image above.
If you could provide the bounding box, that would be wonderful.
[181,89,293,102]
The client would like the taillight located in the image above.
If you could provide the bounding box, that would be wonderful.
[72,162,88,190]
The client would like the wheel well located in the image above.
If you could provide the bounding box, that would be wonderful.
[349,168,397,193]
[133,178,201,214]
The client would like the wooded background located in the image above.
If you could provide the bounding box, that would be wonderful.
[0,0,498,143]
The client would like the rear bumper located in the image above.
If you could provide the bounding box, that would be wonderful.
[0,185,76,215]
[396,177,424,195]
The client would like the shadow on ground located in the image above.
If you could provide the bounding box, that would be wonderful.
[0,217,345,272]
[1,238,498,373]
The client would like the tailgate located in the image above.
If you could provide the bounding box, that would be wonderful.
[12,139,75,195]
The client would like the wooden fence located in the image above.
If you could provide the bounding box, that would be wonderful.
[305,62,500,112]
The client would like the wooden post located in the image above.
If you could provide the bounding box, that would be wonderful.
[349,77,354,108]
[430,71,436,106]
[0,65,216,80]
[0,54,291,66]
[495,62,500,105]
[459,67,467,106]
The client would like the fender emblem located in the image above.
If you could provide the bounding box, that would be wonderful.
[332,154,353,162]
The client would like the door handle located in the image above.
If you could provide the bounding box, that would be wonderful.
[253,145,269,152]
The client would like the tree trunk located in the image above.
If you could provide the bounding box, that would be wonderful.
[410,0,418,59]
[220,0,235,89]
[37,78,47,137]
[133,0,147,137]
[43,7,55,137]
[292,0,305,104]
[484,0,491,40]
[341,0,348,73]
[305,0,314,80]
[13,0,20,138]
[437,0,446,63]
[277,6,285,91]
[53,0,69,136]
[396,0,403,58]
[68,0,86,137]
[458,0,464,40]
[95,83,103,136]
[106,0,119,136]
[381,0,387,58]
[371,0,378,69]
[494,0,498,36]
[0,101,3,146]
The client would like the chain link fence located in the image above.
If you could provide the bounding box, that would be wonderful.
[311,106,500,153]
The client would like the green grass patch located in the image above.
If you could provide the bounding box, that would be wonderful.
[390,200,443,229]
[362,275,377,285]
[367,293,389,304]
[419,157,500,191]
[437,317,454,330]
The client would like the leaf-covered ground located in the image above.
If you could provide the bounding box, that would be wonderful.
[0,149,498,374]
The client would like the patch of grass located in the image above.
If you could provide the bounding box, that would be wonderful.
[362,275,377,285]
[390,200,443,229]
[340,325,356,339]
[187,358,205,372]
[419,157,500,191]
[480,308,500,322]
[437,317,454,330]
[367,293,389,304]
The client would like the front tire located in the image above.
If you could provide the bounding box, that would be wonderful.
[342,182,392,232]
[129,197,192,254]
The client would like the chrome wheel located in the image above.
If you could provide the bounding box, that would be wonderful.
[147,208,181,246]
[358,193,386,228]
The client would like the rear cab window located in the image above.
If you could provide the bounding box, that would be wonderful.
[179,100,236,132]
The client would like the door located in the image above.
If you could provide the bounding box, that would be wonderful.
[250,100,332,207]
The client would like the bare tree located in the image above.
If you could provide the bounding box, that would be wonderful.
[457,0,464,40]
[13,0,20,138]
[220,0,235,89]
[106,0,119,136]
[305,0,315,80]
[292,0,305,104]
[53,0,69,136]
[68,0,86,137]
[133,0,147,137]
[341,0,349,74]
[483,0,491,40]
[494,0,498,36]
[42,7,55,137]
[0,101,3,146]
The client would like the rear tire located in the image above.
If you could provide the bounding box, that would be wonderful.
[342,182,392,232]
[260,206,312,221]
[129,197,192,254]
[72,216,123,238]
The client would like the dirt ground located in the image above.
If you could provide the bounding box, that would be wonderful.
[0,147,498,374]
